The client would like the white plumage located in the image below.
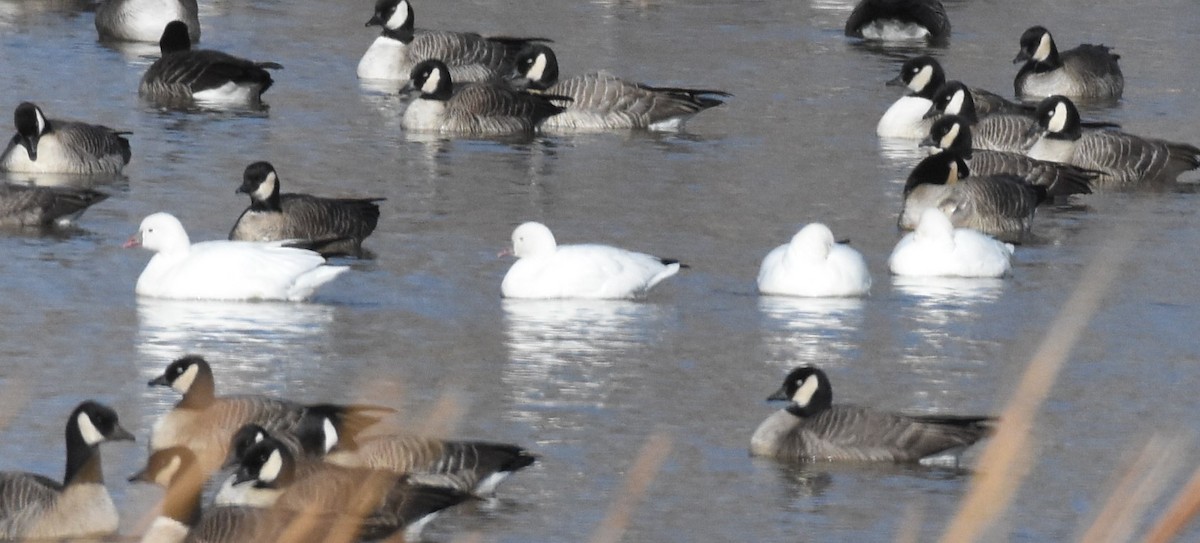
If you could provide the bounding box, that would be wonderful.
[125,212,347,301]
[888,209,1014,278]
[757,223,871,298]
[501,221,681,300]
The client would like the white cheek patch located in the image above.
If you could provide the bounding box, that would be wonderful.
[253,172,277,201]
[947,161,960,184]
[909,65,933,92]
[159,456,182,486]
[792,375,821,407]
[940,123,960,149]
[323,418,339,453]
[385,0,410,29]
[173,364,198,394]
[946,90,965,115]
[1035,33,1052,62]
[259,449,283,483]
[527,53,547,82]
[1048,102,1068,133]
[77,412,105,446]
[420,69,441,94]
[34,108,46,135]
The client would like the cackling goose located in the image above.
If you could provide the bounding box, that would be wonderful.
[1,102,131,175]
[141,355,393,479]
[95,0,200,43]
[0,184,108,227]
[843,0,950,43]
[1027,95,1200,189]
[357,0,549,82]
[402,59,565,135]
[1013,26,1123,101]
[229,161,384,258]
[501,221,683,300]
[751,366,995,462]
[899,151,1049,242]
[228,437,473,540]
[0,401,134,540]
[511,43,730,131]
[877,56,1021,139]
[923,114,1095,197]
[756,223,872,298]
[890,209,1014,278]
[139,21,282,109]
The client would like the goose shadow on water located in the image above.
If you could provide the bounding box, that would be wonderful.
[500,298,665,428]
[758,296,866,368]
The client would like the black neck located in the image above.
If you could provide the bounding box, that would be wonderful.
[250,187,283,212]
[785,402,828,418]
[63,432,102,486]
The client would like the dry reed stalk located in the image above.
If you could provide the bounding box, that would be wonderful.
[589,433,673,543]
[937,215,1140,543]
[1077,436,1184,543]
[1140,461,1200,543]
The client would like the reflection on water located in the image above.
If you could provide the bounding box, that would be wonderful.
[877,137,928,170]
[501,299,661,428]
[758,296,864,368]
[135,298,335,372]
[99,40,161,64]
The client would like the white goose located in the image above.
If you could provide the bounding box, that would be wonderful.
[757,223,871,298]
[501,221,682,300]
[124,212,347,301]
[888,209,1014,278]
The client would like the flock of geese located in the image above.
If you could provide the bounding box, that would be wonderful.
[1,0,1199,540]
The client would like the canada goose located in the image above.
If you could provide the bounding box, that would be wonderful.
[0,184,108,227]
[1013,26,1123,100]
[510,43,730,131]
[142,355,392,478]
[843,0,950,43]
[124,212,349,301]
[1026,95,1200,189]
[877,56,1020,139]
[501,221,683,300]
[402,60,565,135]
[889,208,1014,278]
[95,0,200,43]
[229,162,384,258]
[357,0,549,81]
[0,102,131,175]
[0,401,135,540]
[756,223,872,298]
[139,21,282,109]
[899,151,1047,242]
[751,366,994,462]
[227,437,473,540]
[130,447,366,543]
[923,115,1095,197]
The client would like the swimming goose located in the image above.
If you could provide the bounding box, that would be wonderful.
[288,410,537,497]
[877,56,1020,139]
[0,102,131,175]
[1027,95,1200,189]
[139,21,282,109]
[510,43,730,131]
[1013,26,1123,100]
[0,401,135,540]
[402,60,565,135]
[501,221,683,300]
[142,355,393,479]
[357,0,549,82]
[227,437,473,540]
[899,151,1048,242]
[124,212,348,301]
[924,115,1095,197]
[95,0,200,43]
[756,223,872,298]
[843,0,950,43]
[889,208,1014,278]
[751,366,994,462]
[0,184,108,227]
[229,161,384,258]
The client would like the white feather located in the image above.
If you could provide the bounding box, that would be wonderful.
[888,209,1014,278]
[757,223,871,298]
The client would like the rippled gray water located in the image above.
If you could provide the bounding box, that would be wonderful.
[1,0,1199,541]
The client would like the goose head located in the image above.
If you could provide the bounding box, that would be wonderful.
[913,208,956,245]
[888,56,944,98]
[159,21,192,55]
[510,221,558,259]
[237,161,281,204]
[513,43,559,91]
[148,354,213,397]
[1014,25,1057,65]
[786,223,836,262]
[225,424,270,468]
[927,81,976,122]
[13,102,48,161]
[1031,95,1081,140]
[232,437,296,495]
[923,114,972,153]
[367,0,413,34]
[129,446,199,487]
[407,59,453,100]
[124,212,192,253]
[767,366,833,416]
[69,400,135,448]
